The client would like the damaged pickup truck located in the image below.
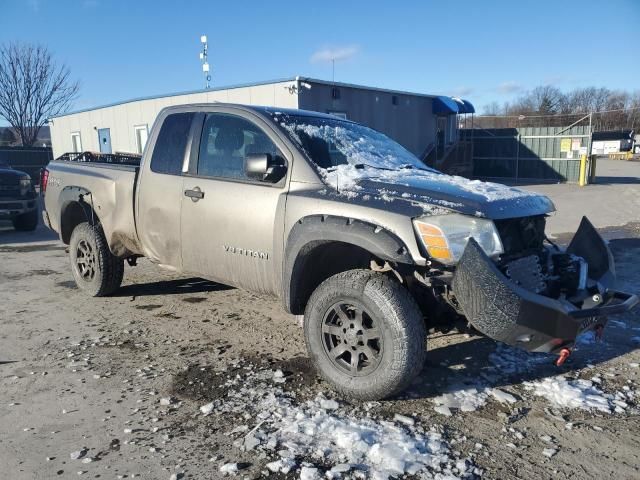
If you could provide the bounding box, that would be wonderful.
[42,104,637,400]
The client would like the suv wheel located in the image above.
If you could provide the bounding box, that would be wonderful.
[12,209,38,231]
[69,222,124,296]
[304,269,426,400]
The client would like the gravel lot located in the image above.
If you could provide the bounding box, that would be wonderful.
[2,172,640,479]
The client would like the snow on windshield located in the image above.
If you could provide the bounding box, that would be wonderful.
[282,121,426,171]
[274,113,539,203]
[274,114,430,189]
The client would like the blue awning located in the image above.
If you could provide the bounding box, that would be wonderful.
[459,99,475,114]
[432,96,459,115]
[451,97,476,114]
[433,96,475,115]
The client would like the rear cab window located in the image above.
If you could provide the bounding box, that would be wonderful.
[150,112,195,175]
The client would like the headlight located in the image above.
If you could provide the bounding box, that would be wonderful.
[413,213,503,264]
[20,176,32,188]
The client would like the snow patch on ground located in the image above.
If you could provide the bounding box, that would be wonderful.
[431,384,517,415]
[432,385,489,414]
[524,376,628,413]
[488,341,635,414]
[219,462,238,475]
[199,366,478,479]
[432,341,635,416]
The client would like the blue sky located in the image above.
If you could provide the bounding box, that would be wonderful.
[1,0,638,116]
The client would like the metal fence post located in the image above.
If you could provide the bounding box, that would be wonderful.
[588,154,598,184]
[515,132,520,182]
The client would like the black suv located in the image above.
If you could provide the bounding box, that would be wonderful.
[0,160,38,231]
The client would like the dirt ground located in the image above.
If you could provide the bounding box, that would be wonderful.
[1,184,640,479]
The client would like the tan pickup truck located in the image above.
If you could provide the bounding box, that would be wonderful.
[42,104,637,400]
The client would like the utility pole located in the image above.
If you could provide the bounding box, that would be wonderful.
[199,35,211,89]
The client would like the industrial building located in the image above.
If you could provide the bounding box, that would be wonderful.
[48,77,474,169]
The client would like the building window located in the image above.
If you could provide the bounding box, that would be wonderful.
[331,87,341,100]
[327,111,348,120]
[391,95,399,106]
[71,132,82,152]
[134,124,149,154]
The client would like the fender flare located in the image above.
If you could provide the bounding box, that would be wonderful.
[282,215,414,313]
[58,186,98,243]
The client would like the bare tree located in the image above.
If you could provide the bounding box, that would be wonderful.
[481,101,501,116]
[478,85,640,131]
[0,42,79,146]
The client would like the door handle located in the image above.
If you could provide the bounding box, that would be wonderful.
[184,187,204,202]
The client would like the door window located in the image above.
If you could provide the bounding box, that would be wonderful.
[150,113,195,175]
[197,113,279,180]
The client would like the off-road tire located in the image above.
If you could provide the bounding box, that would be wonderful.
[304,269,426,400]
[12,209,38,231]
[69,222,124,297]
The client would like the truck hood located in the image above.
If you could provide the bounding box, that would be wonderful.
[0,167,27,185]
[333,168,555,219]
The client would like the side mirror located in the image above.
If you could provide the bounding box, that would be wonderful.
[244,153,287,183]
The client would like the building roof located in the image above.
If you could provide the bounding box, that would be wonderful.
[50,76,472,119]
[254,105,358,122]
[160,103,359,123]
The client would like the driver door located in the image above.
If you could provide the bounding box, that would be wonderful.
[180,110,290,294]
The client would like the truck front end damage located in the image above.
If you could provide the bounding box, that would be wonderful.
[451,216,637,358]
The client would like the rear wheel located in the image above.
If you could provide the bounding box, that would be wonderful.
[69,222,124,296]
[12,209,38,231]
[304,269,426,400]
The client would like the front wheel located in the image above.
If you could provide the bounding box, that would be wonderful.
[69,222,124,297]
[304,269,426,400]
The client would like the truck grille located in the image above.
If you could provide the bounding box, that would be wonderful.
[0,185,20,198]
[0,202,23,210]
[494,215,546,257]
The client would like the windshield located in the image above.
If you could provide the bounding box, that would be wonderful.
[272,113,435,173]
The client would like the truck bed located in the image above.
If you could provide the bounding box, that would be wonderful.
[44,152,143,257]
[56,151,142,167]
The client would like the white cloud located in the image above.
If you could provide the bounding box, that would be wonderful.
[310,45,359,64]
[452,86,474,97]
[496,81,523,94]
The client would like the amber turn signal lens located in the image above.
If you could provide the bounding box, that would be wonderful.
[415,222,452,261]
[425,246,451,260]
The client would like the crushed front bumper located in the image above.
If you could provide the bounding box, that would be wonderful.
[452,217,638,354]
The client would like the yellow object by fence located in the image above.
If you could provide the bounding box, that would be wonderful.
[579,154,588,186]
